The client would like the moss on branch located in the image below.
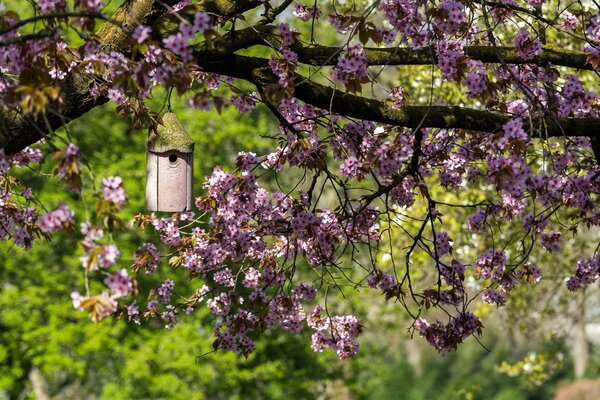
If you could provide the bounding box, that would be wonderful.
[291,43,593,71]
[202,54,600,139]
[222,25,594,71]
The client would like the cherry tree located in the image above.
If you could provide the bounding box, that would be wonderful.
[1,0,600,359]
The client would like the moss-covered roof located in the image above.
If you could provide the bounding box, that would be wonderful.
[147,112,194,153]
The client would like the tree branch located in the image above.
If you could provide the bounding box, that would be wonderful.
[224,25,595,71]
[201,54,600,139]
[0,0,263,156]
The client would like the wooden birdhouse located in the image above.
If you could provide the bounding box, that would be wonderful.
[146,112,194,212]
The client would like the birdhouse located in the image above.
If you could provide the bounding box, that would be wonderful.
[146,112,194,212]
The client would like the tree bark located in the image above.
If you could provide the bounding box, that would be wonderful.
[29,366,50,400]
[572,289,590,379]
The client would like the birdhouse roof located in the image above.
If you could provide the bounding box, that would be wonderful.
[148,112,194,153]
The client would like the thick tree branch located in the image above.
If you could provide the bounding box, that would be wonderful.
[293,44,594,71]
[0,0,263,156]
[200,54,600,139]
[226,25,594,71]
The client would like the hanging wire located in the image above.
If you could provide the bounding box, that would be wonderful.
[167,85,175,112]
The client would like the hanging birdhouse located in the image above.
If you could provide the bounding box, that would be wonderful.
[146,112,194,212]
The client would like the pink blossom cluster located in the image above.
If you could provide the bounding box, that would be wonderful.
[0,146,60,250]
[436,39,465,80]
[367,270,398,291]
[203,281,322,356]
[79,222,120,270]
[517,263,542,283]
[435,1,467,35]
[514,29,542,60]
[438,145,469,188]
[133,26,152,44]
[309,306,361,359]
[38,0,67,14]
[561,11,578,30]
[332,44,369,85]
[156,279,174,303]
[340,156,363,180]
[149,212,193,246]
[497,119,529,150]
[101,176,127,208]
[380,0,426,47]
[39,203,75,233]
[236,152,260,172]
[540,231,562,252]
[267,24,299,90]
[117,161,372,358]
[268,55,293,88]
[328,14,355,34]
[230,92,258,114]
[133,242,160,274]
[475,249,507,282]
[435,231,452,255]
[330,121,415,186]
[557,74,598,117]
[390,177,417,207]
[11,147,43,167]
[277,98,320,138]
[278,23,297,48]
[293,3,320,21]
[389,86,406,109]
[464,60,488,97]
[567,256,600,291]
[0,30,53,94]
[414,312,482,352]
[585,15,600,42]
[104,269,133,298]
[482,289,506,306]
[162,12,211,62]
[126,301,141,324]
[78,0,104,11]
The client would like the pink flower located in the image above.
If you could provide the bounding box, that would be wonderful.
[243,267,261,288]
[435,232,452,256]
[340,156,363,179]
[514,29,542,60]
[104,269,133,298]
[101,176,127,207]
[560,11,578,30]
[38,0,67,14]
[293,3,320,21]
[541,231,562,252]
[332,44,369,85]
[133,26,152,43]
[482,289,506,305]
[39,203,74,233]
